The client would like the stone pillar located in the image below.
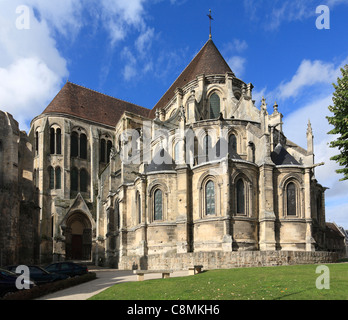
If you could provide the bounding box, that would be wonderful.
[175,164,191,253]
[139,177,148,256]
[258,164,276,251]
[118,187,128,261]
[304,168,315,251]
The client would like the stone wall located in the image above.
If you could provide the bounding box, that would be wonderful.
[119,250,338,271]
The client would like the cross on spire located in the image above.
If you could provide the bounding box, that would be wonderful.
[207,9,213,39]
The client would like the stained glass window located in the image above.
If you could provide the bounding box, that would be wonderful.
[287,182,296,216]
[237,179,245,214]
[205,181,215,215]
[210,93,220,119]
[154,189,163,221]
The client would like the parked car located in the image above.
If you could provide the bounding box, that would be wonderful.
[6,265,69,286]
[44,262,88,277]
[0,268,36,298]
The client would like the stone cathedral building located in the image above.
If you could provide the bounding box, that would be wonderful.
[4,38,339,268]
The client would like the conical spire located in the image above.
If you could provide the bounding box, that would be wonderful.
[149,39,233,118]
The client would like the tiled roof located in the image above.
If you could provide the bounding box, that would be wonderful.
[41,82,150,127]
[148,39,233,118]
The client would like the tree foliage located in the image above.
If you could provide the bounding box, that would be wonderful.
[327,65,348,181]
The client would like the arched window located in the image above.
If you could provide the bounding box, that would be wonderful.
[287,182,296,216]
[80,169,88,193]
[205,180,215,215]
[154,189,163,221]
[80,134,87,159]
[49,166,54,190]
[71,132,79,158]
[210,93,220,119]
[55,167,61,189]
[71,167,78,191]
[56,128,62,155]
[50,128,55,154]
[229,134,237,154]
[236,179,245,214]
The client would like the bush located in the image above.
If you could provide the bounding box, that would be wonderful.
[1,272,97,300]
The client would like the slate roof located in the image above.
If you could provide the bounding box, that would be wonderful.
[146,149,176,173]
[41,81,150,127]
[271,143,300,166]
[148,39,233,118]
[41,39,233,127]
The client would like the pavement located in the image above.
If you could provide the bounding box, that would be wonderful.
[37,267,190,300]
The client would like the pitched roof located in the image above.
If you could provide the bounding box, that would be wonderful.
[146,149,176,173]
[41,81,150,127]
[271,143,300,166]
[148,39,233,118]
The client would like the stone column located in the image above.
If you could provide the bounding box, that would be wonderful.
[258,163,276,251]
[175,163,191,253]
[304,168,315,251]
[139,177,148,256]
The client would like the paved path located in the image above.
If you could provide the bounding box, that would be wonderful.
[37,268,189,300]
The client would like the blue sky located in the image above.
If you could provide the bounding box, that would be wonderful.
[1,0,348,227]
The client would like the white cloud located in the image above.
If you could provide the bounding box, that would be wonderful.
[99,0,147,46]
[223,39,248,78]
[0,0,69,131]
[135,27,155,55]
[282,86,348,229]
[227,56,247,78]
[0,0,156,128]
[277,59,341,100]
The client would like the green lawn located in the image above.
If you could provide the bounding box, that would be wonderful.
[89,263,348,300]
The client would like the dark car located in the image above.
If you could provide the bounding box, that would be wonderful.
[0,268,36,298]
[44,262,88,277]
[6,265,69,286]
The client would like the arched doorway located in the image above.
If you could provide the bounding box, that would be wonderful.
[64,212,92,260]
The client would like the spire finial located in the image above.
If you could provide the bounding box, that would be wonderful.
[207,9,213,39]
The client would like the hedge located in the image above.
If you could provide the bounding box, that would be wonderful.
[1,272,97,300]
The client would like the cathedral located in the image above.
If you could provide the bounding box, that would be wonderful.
[1,37,341,269]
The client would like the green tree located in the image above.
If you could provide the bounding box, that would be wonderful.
[327,65,348,181]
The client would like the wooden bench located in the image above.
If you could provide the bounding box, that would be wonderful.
[133,270,173,281]
[188,265,203,275]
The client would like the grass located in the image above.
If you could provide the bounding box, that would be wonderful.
[89,263,348,300]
